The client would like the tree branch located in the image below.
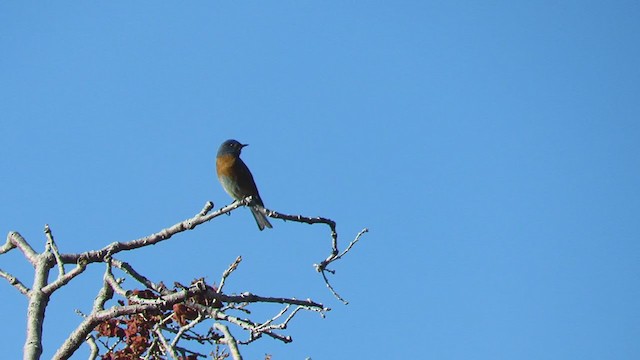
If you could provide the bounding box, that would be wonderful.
[24,254,53,360]
[57,201,243,265]
[271,306,320,333]
[194,305,294,345]
[2,231,38,265]
[214,323,243,360]
[155,327,179,360]
[314,227,368,304]
[52,283,208,360]
[218,256,242,293]
[0,267,30,295]
[258,206,338,253]
[42,262,87,295]
[170,313,203,348]
[258,203,368,303]
[44,224,65,277]
[92,278,114,313]
[85,335,99,360]
[2,197,364,359]
[218,292,326,309]
[110,258,165,295]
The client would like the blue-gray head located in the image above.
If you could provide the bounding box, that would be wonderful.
[217,139,248,157]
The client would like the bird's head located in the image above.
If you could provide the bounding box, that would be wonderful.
[217,139,248,157]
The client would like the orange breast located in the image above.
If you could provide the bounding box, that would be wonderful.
[216,153,237,179]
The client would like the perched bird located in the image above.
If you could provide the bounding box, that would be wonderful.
[216,139,273,230]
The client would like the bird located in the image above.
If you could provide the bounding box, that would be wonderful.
[216,139,273,230]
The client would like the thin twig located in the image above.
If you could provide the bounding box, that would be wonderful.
[57,201,245,265]
[196,305,293,345]
[170,313,203,348]
[258,203,368,302]
[111,258,165,294]
[155,327,179,360]
[42,262,87,295]
[3,198,365,359]
[199,201,214,216]
[44,224,66,277]
[85,335,99,360]
[334,228,368,261]
[103,263,128,298]
[143,338,159,360]
[0,268,30,295]
[214,323,243,360]
[258,206,338,253]
[218,292,326,309]
[53,283,206,360]
[93,278,114,312]
[313,228,369,304]
[256,305,322,334]
[219,256,242,292]
[254,305,290,332]
[320,270,348,305]
[1,231,38,264]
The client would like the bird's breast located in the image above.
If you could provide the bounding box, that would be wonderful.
[216,154,237,178]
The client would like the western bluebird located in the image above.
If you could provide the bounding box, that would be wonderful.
[216,139,273,231]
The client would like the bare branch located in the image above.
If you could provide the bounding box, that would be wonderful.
[199,201,215,216]
[58,201,244,265]
[170,312,203,348]
[44,224,66,277]
[24,254,53,360]
[103,264,128,299]
[214,323,243,360]
[155,327,179,360]
[314,228,369,304]
[0,237,16,254]
[111,258,165,294]
[2,231,38,265]
[218,292,327,310]
[196,305,293,345]
[320,270,349,304]
[256,305,320,333]
[3,198,364,359]
[258,201,368,303]
[335,227,368,261]
[253,305,290,332]
[0,267,30,295]
[315,227,368,272]
[93,278,114,313]
[258,206,338,252]
[85,335,98,360]
[53,283,208,360]
[218,256,242,293]
[42,262,87,295]
[143,338,159,360]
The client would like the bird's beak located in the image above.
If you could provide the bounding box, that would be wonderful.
[241,143,249,148]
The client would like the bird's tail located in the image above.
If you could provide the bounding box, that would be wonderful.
[250,206,273,231]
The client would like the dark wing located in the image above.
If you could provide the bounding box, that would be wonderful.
[234,158,265,206]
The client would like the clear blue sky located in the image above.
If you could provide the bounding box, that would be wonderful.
[1,2,639,359]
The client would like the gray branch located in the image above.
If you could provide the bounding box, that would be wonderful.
[214,323,243,360]
[24,254,53,360]
[85,335,98,360]
[0,268,30,295]
[1,198,363,359]
[57,201,243,265]
[42,262,86,295]
[2,231,38,265]
[44,224,66,277]
[52,284,206,360]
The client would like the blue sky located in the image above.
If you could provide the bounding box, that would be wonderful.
[1,2,639,359]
